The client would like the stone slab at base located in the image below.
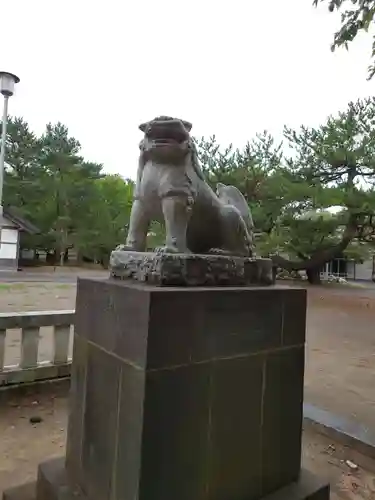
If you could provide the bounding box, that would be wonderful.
[2,459,329,500]
[261,470,330,500]
[2,482,36,500]
[109,250,273,286]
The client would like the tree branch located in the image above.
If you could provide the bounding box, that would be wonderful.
[271,213,359,271]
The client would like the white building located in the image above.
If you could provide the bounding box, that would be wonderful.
[321,255,375,282]
[0,208,39,270]
[348,258,375,281]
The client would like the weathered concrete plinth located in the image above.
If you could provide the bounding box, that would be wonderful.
[109,250,274,286]
[3,279,329,500]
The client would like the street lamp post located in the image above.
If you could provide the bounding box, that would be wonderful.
[0,72,20,216]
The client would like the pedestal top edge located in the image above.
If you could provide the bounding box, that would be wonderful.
[77,277,307,294]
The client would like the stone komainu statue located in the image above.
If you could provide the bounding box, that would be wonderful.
[123,116,255,257]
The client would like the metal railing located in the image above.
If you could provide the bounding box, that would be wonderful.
[0,310,75,386]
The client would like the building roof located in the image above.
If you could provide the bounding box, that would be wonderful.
[3,207,40,234]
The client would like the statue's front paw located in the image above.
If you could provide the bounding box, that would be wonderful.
[208,248,228,255]
[115,244,140,252]
[155,246,180,254]
[155,246,190,255]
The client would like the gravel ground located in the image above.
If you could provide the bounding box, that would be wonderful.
[0,385,374,499]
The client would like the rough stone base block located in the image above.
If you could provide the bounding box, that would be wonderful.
[109,250,273,286]
[2,461,329,500]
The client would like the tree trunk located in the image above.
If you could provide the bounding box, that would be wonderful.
[271,213,359,283]
[306,267,322,285]
[75,249,83,266]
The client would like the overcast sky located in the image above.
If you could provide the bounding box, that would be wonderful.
[2,0,374,179]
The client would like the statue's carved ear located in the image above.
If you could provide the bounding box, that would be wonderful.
[139,122,149,132]
[182,120,192,132]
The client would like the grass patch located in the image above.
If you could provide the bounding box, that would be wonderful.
[0,283,55,292]
[0,283,27,291]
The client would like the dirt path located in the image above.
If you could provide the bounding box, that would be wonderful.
[303,428,375,499]
[0,386,374,499]
[0,282,75,312]
[305,287,375,433]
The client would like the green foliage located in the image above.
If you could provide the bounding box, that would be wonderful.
[277,98,375,267]
[196,97,375,281]
[279,210,346,262]
[3,117,42,213]
[314,0,375,79]
[39,123,103,264]
[146,221,166,250]
[344,239,373,261]
[78,174,134,264]
[3,117,133,265]
[284,97,375,188]
[195,132,293,234]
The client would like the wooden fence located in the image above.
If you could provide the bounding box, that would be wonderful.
[0,310,75,386]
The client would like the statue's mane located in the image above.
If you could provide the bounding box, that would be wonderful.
[152,115,175,122]
[187,138,206,181]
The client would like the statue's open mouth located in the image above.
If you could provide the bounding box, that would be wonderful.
[152,138,182,146]
[146,121,189,146]
[149,132,187,147]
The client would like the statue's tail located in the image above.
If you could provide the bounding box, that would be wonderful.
[242,220,255,257]
[216,183,254,235]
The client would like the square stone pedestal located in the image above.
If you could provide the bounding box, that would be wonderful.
[3,279,329,500]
